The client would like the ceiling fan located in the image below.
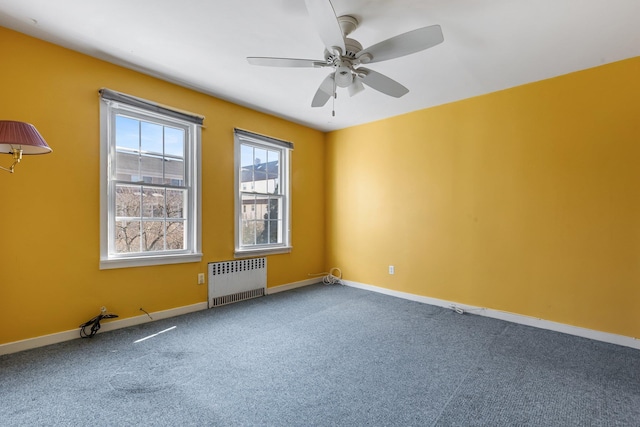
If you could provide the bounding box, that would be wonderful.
[247,0,444,109]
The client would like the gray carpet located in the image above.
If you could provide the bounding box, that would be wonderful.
[1,284,639,426]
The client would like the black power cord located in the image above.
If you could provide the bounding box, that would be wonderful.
[79,312,118,338]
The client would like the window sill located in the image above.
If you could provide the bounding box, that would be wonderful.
[234,246,292,258]
[100,253,203,270]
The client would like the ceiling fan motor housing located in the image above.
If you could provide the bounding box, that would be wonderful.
[325,38,362,63]
[343,38,362,59]
[325,37,363,87]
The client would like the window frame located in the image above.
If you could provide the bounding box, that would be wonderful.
[234,129,292,257]
[100,91,202,269]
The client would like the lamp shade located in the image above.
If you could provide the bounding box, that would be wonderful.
[0,121,52,155]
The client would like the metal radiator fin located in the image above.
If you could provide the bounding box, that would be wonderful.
[210,287,265,308]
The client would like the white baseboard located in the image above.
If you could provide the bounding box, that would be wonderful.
[344,280,640,351]
[267,277,319,295]
[0,302,208,356]
[15,278,628,355]
[0,277,320,356]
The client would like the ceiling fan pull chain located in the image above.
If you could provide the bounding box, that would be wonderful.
[332,76,337,117]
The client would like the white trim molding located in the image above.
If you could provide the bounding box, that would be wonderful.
[344,280,640,351]
[0,302,208,356]
[0,277,321,356]
[266,277,319,295]
[5,278,637,356]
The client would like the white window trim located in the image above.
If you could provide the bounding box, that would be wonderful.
[99,92,202,269]
[234,129,292,258]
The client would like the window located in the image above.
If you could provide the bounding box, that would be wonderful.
[100,89,203,269]
[234,128,292,256]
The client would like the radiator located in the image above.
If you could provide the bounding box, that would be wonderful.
[208,258,266,308]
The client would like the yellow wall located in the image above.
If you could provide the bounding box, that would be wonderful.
[2,24,639,346]
[0,27,325,344]
[326,57,640,339]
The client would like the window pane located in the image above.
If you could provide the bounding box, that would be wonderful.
[165,126,185,185]
[166,189,185,218]
[240,145,254,191]
[142,187,165,218]
[266,220,282,244]
[256,197,269,226]
[253,148,267,166]
[115,220,141,253]
[267,151,280,179]
[241,194,259,246]
[166,221,185,250]
[140,121,163,155]
[115,150,139,181]
[115,115,140,151]
[266,197,281,220]
[240,144,254,168]
[139,152,163,184]
[253,148,267,184]
[266,150,280,193]
[241,194,258,221]
[266,197,282,244]
[242,220,258,246]
[240,165,253,190]
[165,127,185,157]
[142,221,165,251]
[116,185,141,217]
[165,157,185,186]
[115,116,141,182]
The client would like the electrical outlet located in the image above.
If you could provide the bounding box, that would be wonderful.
[197,273,205,285]
[388,265,395,275]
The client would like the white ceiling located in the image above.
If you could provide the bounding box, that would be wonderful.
[1,0,640,132]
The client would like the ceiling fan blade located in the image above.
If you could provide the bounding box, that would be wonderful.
[311,73,335,107]
[358,67,409,98]
[247,57,327,68]
[304,0,346,54]
[356,25,444,64]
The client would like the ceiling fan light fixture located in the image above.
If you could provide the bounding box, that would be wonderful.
[334,65,353,87]
[348,77,365,97]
